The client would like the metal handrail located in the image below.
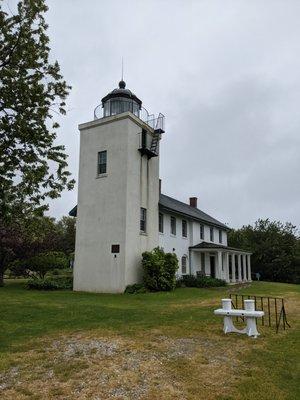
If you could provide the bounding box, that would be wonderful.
[93,101,164,132]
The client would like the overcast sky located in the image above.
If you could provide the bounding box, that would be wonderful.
[18,0,300,228]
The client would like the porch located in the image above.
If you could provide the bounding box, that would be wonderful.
[189,242,252,283]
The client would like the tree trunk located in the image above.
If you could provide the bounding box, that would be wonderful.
[0,264,4,286]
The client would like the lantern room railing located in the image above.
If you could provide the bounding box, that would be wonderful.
[93,100,164,133]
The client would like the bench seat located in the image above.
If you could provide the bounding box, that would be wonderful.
[214,309,264,318]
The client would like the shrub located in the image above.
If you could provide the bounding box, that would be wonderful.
[178,274,198,287]
[177,274,226,288]
[142,247,178,291]
[26,275,73,290]
[124,283,147,294]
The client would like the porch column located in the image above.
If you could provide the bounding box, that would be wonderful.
[237,254,242,282]
[242,254,247,281]
[247,254,252,281]
[217,251,222,279]
[231,253,236,283]
[225,252,230,283]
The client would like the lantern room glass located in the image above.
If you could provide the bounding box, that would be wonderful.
[103,97,140,118]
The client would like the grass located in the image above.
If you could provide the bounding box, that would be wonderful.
[0,280,299,399]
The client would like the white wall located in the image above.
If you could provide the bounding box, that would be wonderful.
[124,118,159,286]
[159,211,228,276]
[73,108,228,292]
[74,112,159,293]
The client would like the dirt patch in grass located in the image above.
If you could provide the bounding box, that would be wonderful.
[0,330,262,400]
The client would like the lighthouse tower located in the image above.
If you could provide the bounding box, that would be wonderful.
[73,81,164,293]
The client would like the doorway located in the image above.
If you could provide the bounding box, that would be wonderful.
[210,255,216,278]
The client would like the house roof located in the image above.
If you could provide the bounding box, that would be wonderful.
[159,194,229,230]
[189,241,251,253]
[69,193,229,230]
[69,205,77,217]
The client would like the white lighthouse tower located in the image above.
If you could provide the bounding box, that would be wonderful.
[72,80,164,293]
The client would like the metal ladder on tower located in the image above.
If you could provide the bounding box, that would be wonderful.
[149,131,160,154]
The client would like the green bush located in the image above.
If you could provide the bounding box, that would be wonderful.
[124,283,147,294]
[26,275,73,290]
[142,247,178,292]
[177,274,198,287]
[177,274,226,288]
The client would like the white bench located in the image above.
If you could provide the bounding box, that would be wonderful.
[214,298,264,338]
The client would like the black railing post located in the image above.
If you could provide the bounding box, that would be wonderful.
[261,297,264,326]
[275,298,278,329]
[268,297,271,326]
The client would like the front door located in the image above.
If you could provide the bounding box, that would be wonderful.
[210,255,216,278]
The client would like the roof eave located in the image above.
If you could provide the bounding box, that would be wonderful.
[189,243,252,254]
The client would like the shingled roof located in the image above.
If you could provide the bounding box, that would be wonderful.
[69,193,229,230]
[159,194,229,230]
[189,241,250,253]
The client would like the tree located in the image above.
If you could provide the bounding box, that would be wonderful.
[56,216,76,255]
[0,215,57,281]
[228,219,299,283]
[0,1,74,284]
[25,251,68,279]
[1,215,76,281]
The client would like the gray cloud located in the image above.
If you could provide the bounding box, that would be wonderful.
[28,0,300,228]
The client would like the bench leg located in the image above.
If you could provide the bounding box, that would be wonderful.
[246,317,260,338]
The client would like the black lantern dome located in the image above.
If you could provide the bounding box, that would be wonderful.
[101,80,142,118]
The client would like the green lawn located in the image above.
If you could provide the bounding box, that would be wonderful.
[0,280,299,400]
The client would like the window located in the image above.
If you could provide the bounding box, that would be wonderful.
[171,216,176,235]
[201,253,205,273]
[200,224,204,240]
[140,208,147,233]
[159,213,164,233]
[98,151,107,175]
[210,227,214,242]
[219,229,222,243]
[182,220,187,237]
[181,256,187,274]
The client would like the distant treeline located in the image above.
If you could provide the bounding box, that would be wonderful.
[228,219,300,284]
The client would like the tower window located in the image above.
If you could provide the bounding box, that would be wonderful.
[159,213,164,233]
[200,224,204,240]
[210,227,214,242]
[181,256,187,274]
[140,208,147,233]
[171,216,176,235]
[219,229,223,243]
[98,151,107,175]
[182,220,187,237]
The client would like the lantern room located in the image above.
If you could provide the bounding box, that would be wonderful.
[101,80,142,118]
